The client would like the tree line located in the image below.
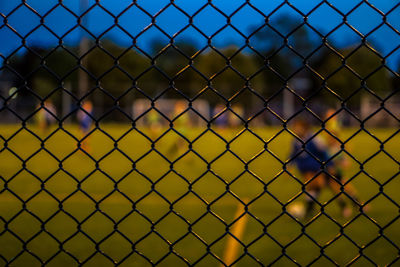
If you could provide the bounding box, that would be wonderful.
[0,15,398,124]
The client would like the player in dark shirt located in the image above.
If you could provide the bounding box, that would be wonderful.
[289,118,357,218]
[289,119,331,217]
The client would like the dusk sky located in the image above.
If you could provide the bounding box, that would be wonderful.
[1,0,399,69]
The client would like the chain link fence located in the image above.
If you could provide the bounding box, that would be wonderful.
[1,0,400,266]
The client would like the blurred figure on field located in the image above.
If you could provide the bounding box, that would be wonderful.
[148,109,162,139]
[289,118,358,218]
[228,104,244,128]
[323,109,361,216]
[169,100,190,157]
[45,100,57,126]
[77,101,93,152]
[324,108,346,170]
[36,100,57,134]
[290,118,331,218]
[214,103,228,128]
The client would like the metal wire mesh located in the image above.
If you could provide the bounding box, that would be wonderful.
[1,0,400,266]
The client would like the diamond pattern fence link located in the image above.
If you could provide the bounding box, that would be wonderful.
[0,0,400,266]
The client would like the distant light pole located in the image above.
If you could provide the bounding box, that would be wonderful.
[78,0,89,99]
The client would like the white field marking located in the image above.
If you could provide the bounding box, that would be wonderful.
[222,199,249,267]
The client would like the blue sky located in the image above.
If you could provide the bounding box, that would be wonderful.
[0,0,399,69]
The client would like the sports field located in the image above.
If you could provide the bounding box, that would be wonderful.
[0,124,399,266]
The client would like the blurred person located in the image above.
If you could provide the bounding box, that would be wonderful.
[36,100,57,134]
[44,100,57,126]
[323,109,361,217]
[36,103,46,132]
[77,101,93,152]
[148,108,162,139]
[213,103,228,128]
[324,109,347,181]
[169,100,190,157]
[290,118,331,218]
[132,100,146,126]
[289,118,357,218]
[228,104,244,128]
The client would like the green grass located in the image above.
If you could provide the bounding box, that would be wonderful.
[0,124,400,266]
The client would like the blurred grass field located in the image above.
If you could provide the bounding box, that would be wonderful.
[0,124,400,266]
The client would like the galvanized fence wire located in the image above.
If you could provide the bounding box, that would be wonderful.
[1,0,400,266]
